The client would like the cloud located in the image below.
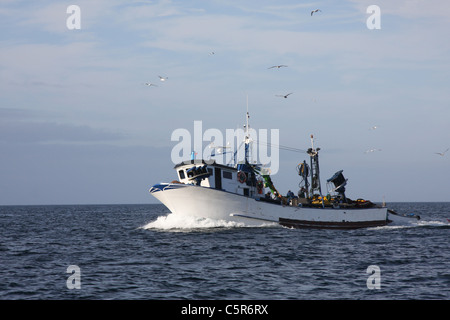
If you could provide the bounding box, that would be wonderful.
[8,0,123,35]
[129,2,449,73]
[348,0,450,19]
[0,142,174,205]
[117,0,196,19]
[0,41,102,86]
[0,109,124,144]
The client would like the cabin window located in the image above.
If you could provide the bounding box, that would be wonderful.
[223,171,232,179]
[207,168,213,176]
[178,170,185,180]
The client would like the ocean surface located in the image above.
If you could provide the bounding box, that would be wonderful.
[1,202,449,300]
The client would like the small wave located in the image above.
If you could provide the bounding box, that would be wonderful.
[368,225,413,231]
[368,219,449,231]
[141,213,249,231]
[415,220,449,227]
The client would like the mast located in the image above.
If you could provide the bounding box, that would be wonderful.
[239,95,258,197]
[307,134,324,205]
[244,94,250,163]
[297,160,310,198]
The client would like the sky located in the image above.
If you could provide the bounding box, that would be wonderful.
[1,0,449,205]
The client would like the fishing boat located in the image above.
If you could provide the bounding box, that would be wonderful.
[149,112,419,229]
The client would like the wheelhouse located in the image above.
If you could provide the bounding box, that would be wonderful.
[173,160,264,198]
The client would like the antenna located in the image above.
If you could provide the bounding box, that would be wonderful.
[309,134,319,155]
[246,94,249,138]
[246,93,248,111]
[244,94,251,162]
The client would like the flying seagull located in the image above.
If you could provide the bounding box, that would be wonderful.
[435,148,449,156]
[158,76,168,81]
[311,9,321,16]
[369,125,379,130]
[364,148,382,154]
[268,65,288,69]
[145,83,158,87]
[276,93,293,98]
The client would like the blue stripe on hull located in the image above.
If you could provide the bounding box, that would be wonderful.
[149,183,187,193]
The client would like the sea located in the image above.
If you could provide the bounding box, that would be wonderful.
[1,202,449,306]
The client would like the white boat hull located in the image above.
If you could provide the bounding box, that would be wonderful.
[149,183,392,229]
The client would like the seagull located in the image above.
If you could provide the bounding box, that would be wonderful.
[276,93,293,98]
[158,76,168,81]
[369,125,379,130]
[144,83,158,87]
[364,148,382,154]
[268,65,288,69]
[435,148,449,156]
[209,51,215,55]
[311,9,321,16]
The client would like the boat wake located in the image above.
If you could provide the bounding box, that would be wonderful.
[368,219,450,231]
[143,214,449,232]
[142,213,276,231]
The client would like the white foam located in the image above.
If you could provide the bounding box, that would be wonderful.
[368,224,413,231]
[368,219,449,231]
[141,213,249,231]
[415,220,449,227]
[143,214,449,232]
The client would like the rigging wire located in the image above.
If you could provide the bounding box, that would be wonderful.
[252,140,307,153]
[214,140,307,165]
